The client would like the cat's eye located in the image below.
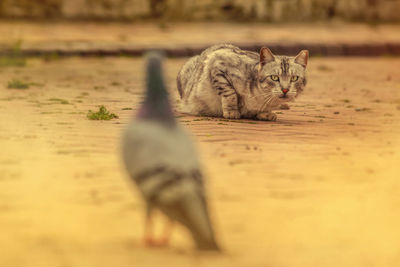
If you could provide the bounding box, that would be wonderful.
[291,76,299,82]
[270,75,279,81]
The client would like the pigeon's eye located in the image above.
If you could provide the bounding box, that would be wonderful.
[270,75,279,81]
[291,76,299,82]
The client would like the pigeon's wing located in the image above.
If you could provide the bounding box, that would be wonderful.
[122,52,218,250]
[122,122,199,185]
[155,171,219,250]
[122,122,218,250]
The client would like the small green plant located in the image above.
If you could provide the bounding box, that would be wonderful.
[0,40,26,67]
[87,105,118,120]
[0,57,26,67]
[7,79,29,89]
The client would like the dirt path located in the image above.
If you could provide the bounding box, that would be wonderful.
[1,22,400,51]
[0,56,400,267]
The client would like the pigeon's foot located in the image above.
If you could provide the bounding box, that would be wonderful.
[143,217,173,248]
[155,237,170,247]
[155,220,174,247]
[143,237,158,247]
[143,237,170,247]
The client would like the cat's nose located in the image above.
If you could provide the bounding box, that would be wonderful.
[281,88,289,94]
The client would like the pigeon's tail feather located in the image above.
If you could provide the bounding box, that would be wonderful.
[137,51,175,125]
[186,193,220,251]
[159,189,219,251]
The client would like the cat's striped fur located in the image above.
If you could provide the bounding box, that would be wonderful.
[177,44,308,121]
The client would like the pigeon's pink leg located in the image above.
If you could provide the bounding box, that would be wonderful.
[157,219,174,246]
[143,207,156,246]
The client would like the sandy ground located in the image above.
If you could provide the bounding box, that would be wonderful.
[0,56,400,267]
[1,22,400,51]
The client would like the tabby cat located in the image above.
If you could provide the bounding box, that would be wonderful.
[176,44,308,121]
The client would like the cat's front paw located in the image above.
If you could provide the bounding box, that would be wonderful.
[256,112,277,121]
[223,110,241,119]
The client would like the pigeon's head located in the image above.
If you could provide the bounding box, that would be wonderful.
[137,51,175,126]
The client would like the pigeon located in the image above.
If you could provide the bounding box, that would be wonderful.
[122,52,219,251]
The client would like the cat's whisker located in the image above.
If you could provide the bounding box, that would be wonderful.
[258,97,269,113]
[271,97,279,108]
[258,95,274,113]
[176,44,308,120]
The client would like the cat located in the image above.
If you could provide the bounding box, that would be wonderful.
[176,44,308,121]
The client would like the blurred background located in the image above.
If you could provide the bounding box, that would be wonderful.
[1,1,400,267]
[0,0,399,22]
[0,0,399,58]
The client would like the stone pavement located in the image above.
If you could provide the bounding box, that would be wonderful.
[0,21,400,57]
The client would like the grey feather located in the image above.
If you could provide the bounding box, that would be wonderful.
[122,52,219,250]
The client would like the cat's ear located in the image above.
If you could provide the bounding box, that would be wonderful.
[260,47,275,65]
[295,50,309,68]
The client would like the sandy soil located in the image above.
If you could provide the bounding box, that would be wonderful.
[1,22,400,51]
[0,56,400,267]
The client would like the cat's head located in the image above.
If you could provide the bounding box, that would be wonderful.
[257,47,308,102]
